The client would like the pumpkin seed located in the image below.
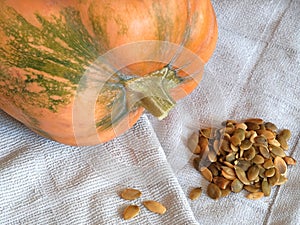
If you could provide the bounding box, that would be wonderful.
[230,135,241,146]
[193,157,201,170]
[263,158,274,169]
[268,139,281,147]
[200,128,212,139]
[257,165,266,178]
[265,168,276,177]
[269,146,286,157]
[268,168,280,186]
[247,165,259,181]
[259,146,270,158]
[252,155,265,165]
[220,139,231,152]
[245,118,264,125]
[221,187,231,197]
[240,139,252,150]
[199,136,209,151]
[236,123,247,130]
[283,156,296,165]
[213,140,220,153]
[200,167,213,182]
[245,122,260,131]
[207,183,222,200]
[255,136,267,145]
[213,177,231,190]
[262,179,271,196]
[226,152,236,162]
[143,201,166,215]
[249,131,258,143]
[257,130,275,140]
[276,175,288,185]
[121,188,142,200]
[123,205,140,220]
[223,161,235,169]
[222,170,236,181]
[234,166,250,185]
[244,185,260,193]
[279,129,291,140]
[246,192,264,200]
[189,187,202,200]
[231,178,244,193]
[234,128,246,141]
[243,147,256,161]
[237,160,252,171]
[265,122,277,132]
[188,132,199,153]
[274,156,287,175]
[208,150,217,162]
[221,166,236,177]
[277,136,288,150]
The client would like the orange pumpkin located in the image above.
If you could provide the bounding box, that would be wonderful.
[0,0,218,145]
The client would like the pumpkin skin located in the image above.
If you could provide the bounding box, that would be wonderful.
[0,0,218,146]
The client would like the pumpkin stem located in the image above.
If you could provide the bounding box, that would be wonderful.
[125,67,181,120]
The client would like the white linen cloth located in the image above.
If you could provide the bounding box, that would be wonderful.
[0,0,299,224]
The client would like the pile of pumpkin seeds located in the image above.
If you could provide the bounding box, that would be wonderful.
[188,118,296,200]
[120,188,167,220]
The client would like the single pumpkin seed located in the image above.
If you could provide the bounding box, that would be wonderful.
[143,201,166,215]
[234,128,246,141]
[245,118,264,125]
[231,178,244,193]
[234,166,251,185]
[257,130,275,140]
[265,168,276,177]
[243,147,256,161]
[199,136,209,151]
[255,136,267,145]
[246,192,264,200]
[222,170,236,180]
[259,146,270,158]
[274,156,287,175]
[237,160,252,171]
[225,126,235,135]
[223,161,235,169]
[222,166,236,177]
[230,135,241,146]
[236,123,247,130]
[247,165,260,181]
[220,139,231,152]
[268,139,281,147]
[240,139,252,150]
[283,156,296,165]
[121,188,142,200]
[123,205,140,220]
[208,150,217,162]
[193,157,201,170]
[265,122,277,132]
[207,183,222,200]
[269,146,286,157]
[221,187,231,197]
[200,128,212,139]
[189,187,202,200]
[263,158,274,169]
[276,175,288,185]
[226,152,236,162]
[208,164,219,177]
[200,167,213,182]
[213,177,231,190]
[279,129,291,140]
[249,131,258,143]
[244,185,260,193]
[262,179,271,196]
[252,154,265,165]
[188,132,199,153]
[245,122,260,131]
[268,167,280,186]
[213,140,220,153]
[277,136,288,150]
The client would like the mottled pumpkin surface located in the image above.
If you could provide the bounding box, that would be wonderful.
[0,0,217,145]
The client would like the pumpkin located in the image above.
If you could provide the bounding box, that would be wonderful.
[0,0,218,146]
